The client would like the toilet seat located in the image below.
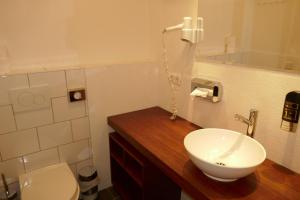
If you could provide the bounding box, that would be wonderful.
[19,163,79,200]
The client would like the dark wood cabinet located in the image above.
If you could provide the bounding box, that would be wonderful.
[108,107,300,200]
[109,132,181,200]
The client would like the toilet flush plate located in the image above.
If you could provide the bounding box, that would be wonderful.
[9,85,50,113]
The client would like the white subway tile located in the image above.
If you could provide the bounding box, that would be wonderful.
[23,148,60,172]
[59,140,91,164]
[0,106,16,134]
[71,117,90,141]
[14,108,53,129]
[0,74,29,106]
[28,71,67,97]
[0,129,39,160]
[38,122,72,149]
[66,69,86,89]
[0,158,25,182]
[52,97,86,122]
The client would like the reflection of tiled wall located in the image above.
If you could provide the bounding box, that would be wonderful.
[0,69,93,184]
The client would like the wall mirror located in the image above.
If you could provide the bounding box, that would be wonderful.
[196,0,300,73]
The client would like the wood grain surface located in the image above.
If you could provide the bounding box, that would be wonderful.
[107,107,300,200]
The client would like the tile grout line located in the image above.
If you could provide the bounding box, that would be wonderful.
[86,115,93,141]
[0,104,14,108]
[58,138,90,148]
[57,147,61,162]
[1,99,87,135]
[21,156,27,172]
[50,97,56,123]
[0,70,92,174]
[35,127,42,151]
[0,65,83,77]
[1,125,42,136]
[24,68,76,76]
[83,68,90,116]
[70,119,75,142]
[9,104,19,132]
[0,136,89,162]
[31,115,87,129]
[52,95,68,99]
[26,73,31,88]
[18,146,57,158]
[1,76,91,161]
[88,139,93,158]
[0,134,91,162]
[0,130,91,162]
[1,148,41,162]
[64,70,68,90]
[0,111,88,136]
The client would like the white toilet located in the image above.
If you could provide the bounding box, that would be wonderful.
[19,163,80,200]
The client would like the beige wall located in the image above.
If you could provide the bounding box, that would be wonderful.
[0,0,154,71]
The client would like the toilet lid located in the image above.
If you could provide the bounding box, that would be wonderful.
[19,163,79,200]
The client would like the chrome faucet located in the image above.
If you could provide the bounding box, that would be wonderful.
[234,109,258,138]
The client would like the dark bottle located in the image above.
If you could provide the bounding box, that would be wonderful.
[281,91,300,132]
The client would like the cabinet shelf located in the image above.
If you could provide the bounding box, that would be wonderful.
[109,132,181,200]
[110,153,143,187]
[111,159,143,200]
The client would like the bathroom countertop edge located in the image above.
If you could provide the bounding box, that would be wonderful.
[107,106,300,200]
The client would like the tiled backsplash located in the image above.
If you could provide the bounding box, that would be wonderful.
[0,69,93,185]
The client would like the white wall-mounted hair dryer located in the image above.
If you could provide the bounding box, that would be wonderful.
[162,17,204,44]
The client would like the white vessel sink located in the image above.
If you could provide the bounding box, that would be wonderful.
[184,128,266,182]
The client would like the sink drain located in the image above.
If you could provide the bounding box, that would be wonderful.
[216,162,226,166]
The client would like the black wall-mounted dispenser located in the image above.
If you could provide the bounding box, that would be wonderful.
[281,91,300,132]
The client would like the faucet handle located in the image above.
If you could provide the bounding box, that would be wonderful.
[234,109,258,137]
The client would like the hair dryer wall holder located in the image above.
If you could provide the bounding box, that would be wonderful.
[162,17,204,44]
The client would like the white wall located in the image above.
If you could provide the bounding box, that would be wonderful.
[158,0,300,174]
[159,61,300,173]
[86,63,158,189]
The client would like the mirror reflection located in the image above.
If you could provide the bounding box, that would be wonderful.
[197,0,300,72]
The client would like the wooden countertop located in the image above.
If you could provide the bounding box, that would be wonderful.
[107,107,300,200]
